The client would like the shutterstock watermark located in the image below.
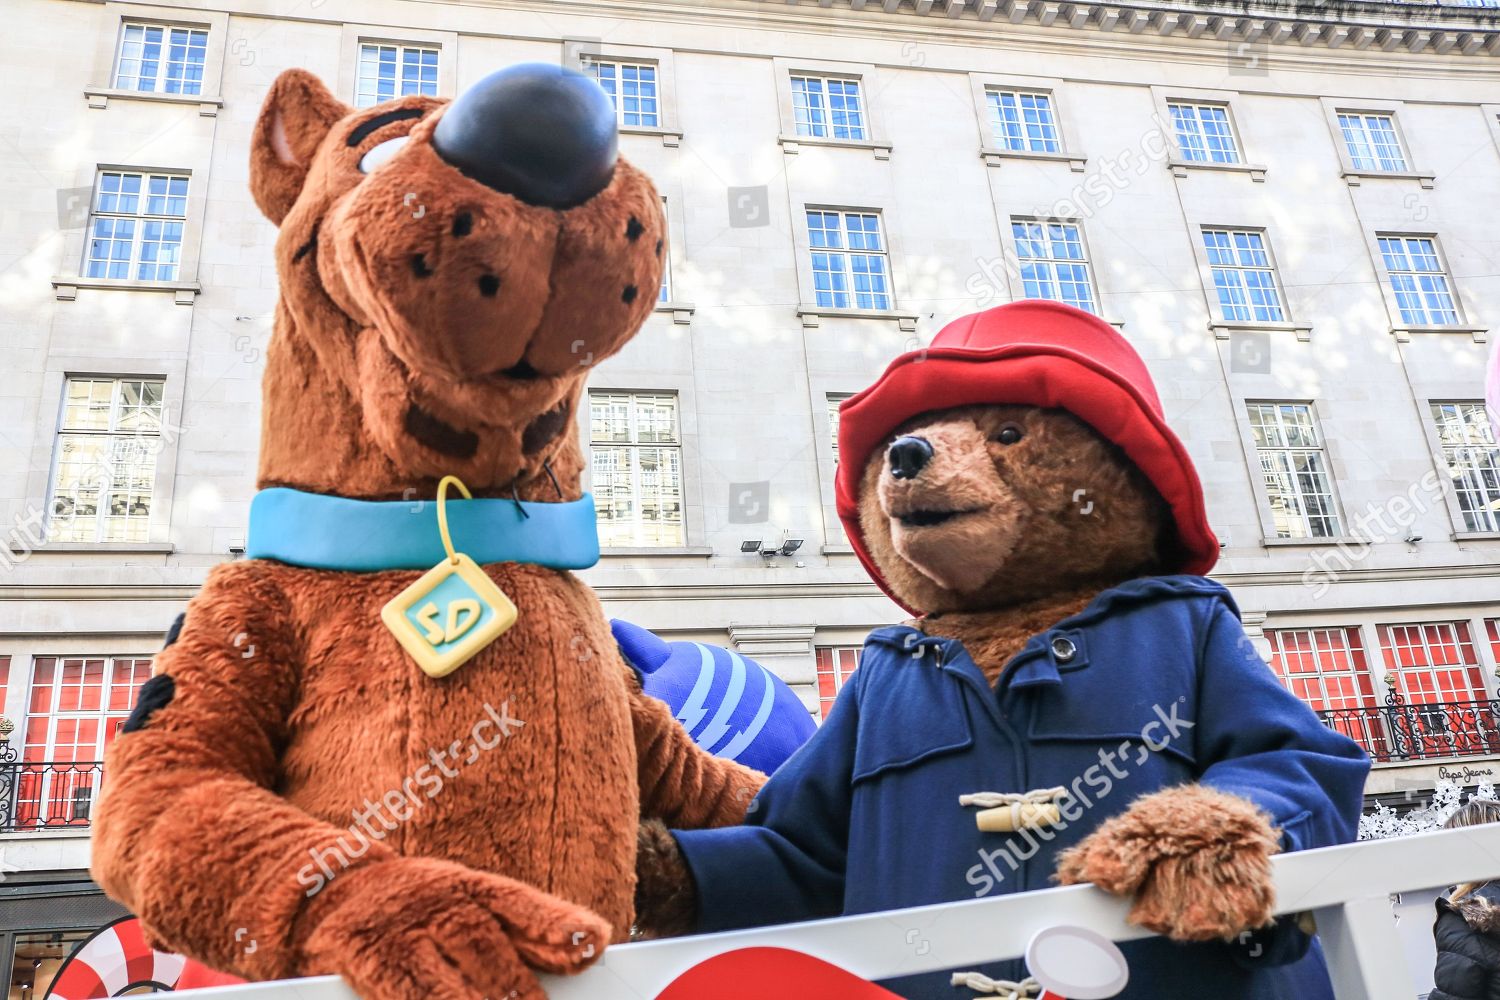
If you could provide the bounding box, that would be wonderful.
[964,700,1194,897]
[296,701,525,896]
[1301,469,1444,599]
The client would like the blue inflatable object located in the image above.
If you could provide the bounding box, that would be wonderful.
[611,619,816,775]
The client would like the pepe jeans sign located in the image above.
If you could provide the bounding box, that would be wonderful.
[1438,764,1497,783]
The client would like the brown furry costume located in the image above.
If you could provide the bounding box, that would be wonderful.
[91,68,763,1000]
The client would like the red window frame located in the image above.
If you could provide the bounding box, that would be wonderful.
[1377,621,1487,704]
[17,655,152,829]
[814,646,861,721]
[1264,627,1376,712]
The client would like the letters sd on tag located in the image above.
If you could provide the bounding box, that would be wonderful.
[380,476,519,678]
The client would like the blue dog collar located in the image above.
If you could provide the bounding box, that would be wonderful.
[246,487,600,572]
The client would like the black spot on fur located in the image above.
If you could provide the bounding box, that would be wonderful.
[479,274,500,297]
[163,612,186,649]
[410,254,435,278]
[293,223,320,264]
[655,239,663,257]
[122,674,175,734]
[347,107,425,147]
[404,403,479,459]
[452,212,473,237]
[625,216,645,241]
[622,285,639,304]
[522,399,573,454]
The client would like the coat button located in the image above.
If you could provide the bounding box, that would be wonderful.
[1050,635,1077,663]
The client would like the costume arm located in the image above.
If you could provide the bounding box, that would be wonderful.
[91,563,392,979]
[671,673,859,932]
[631,676,766,829]
[1195,601,1371,852]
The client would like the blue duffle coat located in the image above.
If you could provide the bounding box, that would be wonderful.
[674,575,1371,999]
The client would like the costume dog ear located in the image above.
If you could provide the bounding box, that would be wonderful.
[249,69,350,225]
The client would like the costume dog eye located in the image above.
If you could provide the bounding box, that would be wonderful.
[995,423,1024,445]
[359,135,410,174]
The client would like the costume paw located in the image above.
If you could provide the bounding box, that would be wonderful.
[298,856,609,1000]
[1055,784,1279,942]
[634,819,698,939]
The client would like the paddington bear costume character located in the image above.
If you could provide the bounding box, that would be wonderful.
[90,65,764,1000]
[636,300,1370,999]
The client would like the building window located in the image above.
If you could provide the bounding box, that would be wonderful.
[1246,402,1341,539]
[1431,401,1500,533]
[1266,627,1375,712]
[1202,228,1285,323]
[1379,236,1460,326]
[585,59,659,128]
[1337,112,1408,172]
[113,22,208,95]
[828,394,850,464]
[85,171,188,281]
[986,90,1060,153]
[355,43,438,108]
[815,646,861,720]
[589,391,685,547]
[1168,102,1242,164]
[48,377,166,544]
[1378,621,1487,703]
[791,75,866,140]
[1012,220,1097,314]
[807,209,891,310]
[18,655,150,829]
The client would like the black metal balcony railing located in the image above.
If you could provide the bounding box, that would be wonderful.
[0,748,106,833]
[1317,698,1500,764]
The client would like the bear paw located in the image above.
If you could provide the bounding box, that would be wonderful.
[1055,784,1280,942]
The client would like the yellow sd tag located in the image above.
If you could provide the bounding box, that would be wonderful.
[380,476,518,678]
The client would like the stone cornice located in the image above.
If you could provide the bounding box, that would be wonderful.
[756,0,1500,57]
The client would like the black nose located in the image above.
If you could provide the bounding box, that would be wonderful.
[888,436,933,480]
[432,64,618,209]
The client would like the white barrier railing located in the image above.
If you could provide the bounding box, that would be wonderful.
[180,826,1500,1000]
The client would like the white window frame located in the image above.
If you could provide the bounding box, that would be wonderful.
[987,90,1061,154]
[1319,99,1433,187]
[112,21,208,95]
[968,74,1086,170]
[1337,112,1408,173]
[354,42,439,108]
[1168,101,1243,164]
[565,41,682,145]
[1429,401,1500,535]
[1150,87,1265,180]
[773,57,889,157]
[46,377,169,545]
[335,26,455,111]
[1245,401,1344,540]
[790,74,867,141]
[1010,218,1100,315]
[805,208,893,312]
[1200,228,1288,325]
[588,391,686,549]
[1376,234,1463,328]
[85,7,227,113]
[82,170,189,283]
[585,57,661,129]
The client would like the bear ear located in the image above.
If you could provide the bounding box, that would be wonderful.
[249,69,351,225]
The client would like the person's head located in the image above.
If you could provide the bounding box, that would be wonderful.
[1445,799,1500,830]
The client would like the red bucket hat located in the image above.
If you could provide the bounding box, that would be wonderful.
[835,300,1218,610]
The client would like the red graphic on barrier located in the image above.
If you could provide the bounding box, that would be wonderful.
[43,916,186,998]
[655,947,906,999]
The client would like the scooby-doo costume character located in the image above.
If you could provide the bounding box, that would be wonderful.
[91,65,764,1000]
[637,301,1370,998]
